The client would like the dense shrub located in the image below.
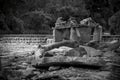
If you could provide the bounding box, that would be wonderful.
[0,0,120,34]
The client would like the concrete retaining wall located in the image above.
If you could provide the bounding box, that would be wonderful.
[0,34,120,44]
[0,34,53,44]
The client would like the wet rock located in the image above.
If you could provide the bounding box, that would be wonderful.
[22,67,35,77]
[49,66,60,71]
[79,46,102,57]
[43,46,73,56]
[85,40,99,49]
[103,51,118,57]
[65,47,87,57]
[32,56,106,70]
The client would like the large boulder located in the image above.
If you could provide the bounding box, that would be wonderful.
[79,46,102,57]
[42,45,102,57]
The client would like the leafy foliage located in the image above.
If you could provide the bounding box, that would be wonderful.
[0,0,120,34]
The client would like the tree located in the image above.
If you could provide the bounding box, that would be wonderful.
[109,11,120,35]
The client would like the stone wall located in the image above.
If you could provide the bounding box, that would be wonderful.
[0,34,120,45]
[0,34,53,44]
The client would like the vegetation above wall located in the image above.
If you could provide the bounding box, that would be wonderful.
[0,0,120,34]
